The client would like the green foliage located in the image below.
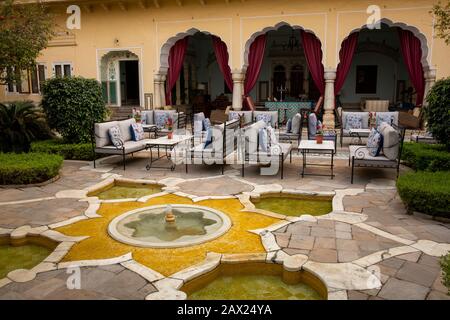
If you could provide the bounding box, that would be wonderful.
[0,0,54,85]
[0,101,53,153]
[0,152,63,185]
[425,77,450,150]
[41,77,107,144]
[433,1,450,45]
[31,139,96,161]
[397,171,450,217]
[441,253,450,295]
[402,142,450,171]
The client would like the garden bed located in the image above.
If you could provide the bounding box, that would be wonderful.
[31,139,96,161]
[401,142,450,171]
[0,152,63,185]
[397,171,450,218]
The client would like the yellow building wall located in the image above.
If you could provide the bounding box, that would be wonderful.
[1,0,449,104]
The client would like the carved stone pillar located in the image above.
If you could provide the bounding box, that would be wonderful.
[423,67,437,107]
[232,69,245,111]
[153,73,163,109]
[160,74,167,107]
[323,68,336,129]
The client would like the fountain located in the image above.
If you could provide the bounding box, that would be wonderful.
[108,204,232,248]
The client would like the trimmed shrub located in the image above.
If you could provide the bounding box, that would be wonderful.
[31,139,95,161]
[397,171,450,218]
[402,142,450,171]
[425,77,450,150]
[41,77,107,144]
[0,152,63,185]
[0,101,53,153]
[441,254,450,295]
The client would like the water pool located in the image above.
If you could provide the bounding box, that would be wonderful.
[252,194,332,217]
[88,182,162,200]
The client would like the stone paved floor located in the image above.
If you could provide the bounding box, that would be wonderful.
[0,149,448,300]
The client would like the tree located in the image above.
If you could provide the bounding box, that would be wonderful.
[433,1,450,45]
[0,101,53,153]
[425,77,450,150]
[41,77,108,144]
[0,0,54,85]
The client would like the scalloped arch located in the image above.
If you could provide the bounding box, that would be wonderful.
[342,18,430,68]
[159,28,226,73]
[242,22,323,69]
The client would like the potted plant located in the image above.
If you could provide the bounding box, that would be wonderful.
[316,122,324,144]
[132,108,141,123]
[166,117,173,139]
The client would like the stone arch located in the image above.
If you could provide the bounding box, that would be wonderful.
[341,18,430,69]
[158,28,229,73]
[243,21,323,69]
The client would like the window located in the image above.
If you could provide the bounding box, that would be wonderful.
[53,63,72,77]
[6,64,46,94]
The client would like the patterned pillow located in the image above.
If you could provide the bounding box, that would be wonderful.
[203,128,213,149]
[308,113,317,136]
[193,120,203,134]
[130,123,145,141]
[376,114,394,127]
[255,113,272,125]
[266,126,278,145]
[345,114,363,130]
[366,128,383,157]
[258,128,269,152]
[203,118,211,131]
[108,125,123,147]
[285,119,292,133]
[228,111,241,121]
[155,112,169,129]
[291,113,302,134]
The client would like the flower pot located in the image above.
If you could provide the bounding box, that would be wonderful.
[167,131,173,139]
[316,135,323,144]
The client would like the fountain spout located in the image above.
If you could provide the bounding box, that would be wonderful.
[165,205,176,223]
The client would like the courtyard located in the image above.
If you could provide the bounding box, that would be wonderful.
[0,149,448,300]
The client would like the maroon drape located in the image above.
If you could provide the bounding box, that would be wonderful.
[335,32,359,95]
[398,28,425,106]
[244,34,267,95]
[165,36,189,105]
[212,36,233,92]
[300,30,325,96]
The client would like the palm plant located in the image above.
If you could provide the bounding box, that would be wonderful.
[0,101,53,153]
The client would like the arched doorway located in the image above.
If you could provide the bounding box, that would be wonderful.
[100,50,140,107]
[337,21,429,110]
[158,30,232,114]
[242,23,324,106]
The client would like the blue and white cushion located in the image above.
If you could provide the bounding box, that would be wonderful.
[130,123,145,141]
[376,114,394,127]
[228,111,241,121]
[258,128,269,152]
[203,118,211,131]
[255,113,272,125]
[203,128,213,149]
[108,125,123,147]
[366,128,383,157]
[345,114,363,130]
[155,112,169,129]
[285,118,292,133]
[309,113,318,136]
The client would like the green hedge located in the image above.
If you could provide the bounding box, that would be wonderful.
[397,171,450,218]
[401,142,450,171]
[0,153,63,185]
[441,254,450,295]
[31,139,95,161]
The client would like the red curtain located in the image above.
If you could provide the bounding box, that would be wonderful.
[244,34,267,95]
[335,32,359,95]
[398,28,425,106]
[300,30,325,96]
[165,36,189,105]
[212,36,233,92]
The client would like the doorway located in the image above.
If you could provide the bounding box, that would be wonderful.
[120,60,140,106]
